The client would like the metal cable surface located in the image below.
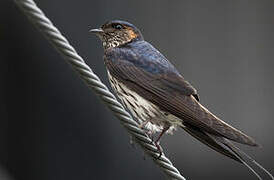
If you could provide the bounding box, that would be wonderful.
[14,0,186,179]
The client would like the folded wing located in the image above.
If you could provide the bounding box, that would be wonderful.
[105,57,258,147]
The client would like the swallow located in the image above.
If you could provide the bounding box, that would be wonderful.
[90,20,273,179]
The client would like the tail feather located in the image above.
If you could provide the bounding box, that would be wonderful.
[182,124,242,162]
[181,124,274,180]
[221,140,274,180]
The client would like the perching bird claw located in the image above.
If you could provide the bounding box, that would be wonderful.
[155,142,163,159]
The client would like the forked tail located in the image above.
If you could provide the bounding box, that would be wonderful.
[181,124,274,179]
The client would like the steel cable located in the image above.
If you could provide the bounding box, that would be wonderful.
[14,0,186,179]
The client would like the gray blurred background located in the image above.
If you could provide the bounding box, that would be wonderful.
[2,0,274,180]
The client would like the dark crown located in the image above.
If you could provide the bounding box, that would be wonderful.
[92,20,144,49]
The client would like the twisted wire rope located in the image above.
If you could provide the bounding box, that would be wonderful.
[14,0,186,179]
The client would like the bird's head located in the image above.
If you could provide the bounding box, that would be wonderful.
[90,20,143,49]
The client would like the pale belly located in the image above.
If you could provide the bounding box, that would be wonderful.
[107,71,183,134]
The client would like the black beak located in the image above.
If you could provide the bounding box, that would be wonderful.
[89,28,104,34]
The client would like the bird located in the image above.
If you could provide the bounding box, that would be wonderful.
[90,20,273,179]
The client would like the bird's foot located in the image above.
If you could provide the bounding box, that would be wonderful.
[153,125,170,159]
[155,141,163,159]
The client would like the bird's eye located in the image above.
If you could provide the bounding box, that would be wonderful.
[113,24,123,30]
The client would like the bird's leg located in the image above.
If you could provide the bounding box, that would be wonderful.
[154,125,170,158]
